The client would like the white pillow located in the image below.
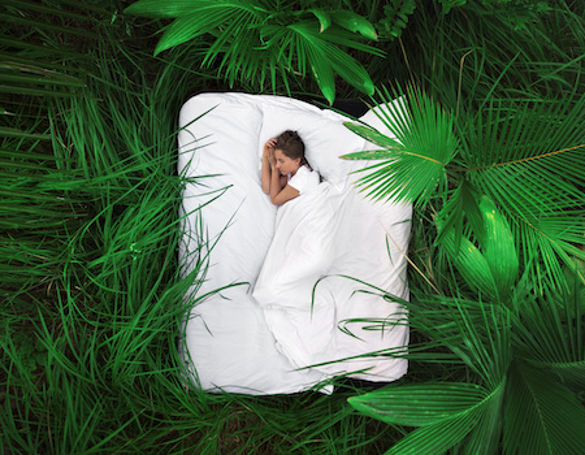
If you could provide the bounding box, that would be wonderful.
[259,105,367,188]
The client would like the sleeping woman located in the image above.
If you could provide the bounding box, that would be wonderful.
[261,130,320,205]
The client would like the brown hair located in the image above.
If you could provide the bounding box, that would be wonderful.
[275,130,308,166]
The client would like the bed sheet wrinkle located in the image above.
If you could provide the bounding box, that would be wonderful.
[253,183,345,310]
[253,183,353,373]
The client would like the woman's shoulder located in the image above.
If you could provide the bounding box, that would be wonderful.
[300,165,320,183]
[289,165,319,193]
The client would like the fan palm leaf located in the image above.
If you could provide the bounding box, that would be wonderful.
[513,208,585,292]
[344,84,584,291]
[350,275,585,454]
[151,2,264,56]
[342,85,459,206]
[349,297,510,454]
[503,360,585,454]
[285,21,376,101]
[349,380,504,455]
[460,97,585,216]
[511,276,585,389]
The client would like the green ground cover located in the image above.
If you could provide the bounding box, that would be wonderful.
[2,1,584,453]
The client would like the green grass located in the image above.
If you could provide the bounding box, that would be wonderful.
[0,3,404,453]
[2,0,585,454]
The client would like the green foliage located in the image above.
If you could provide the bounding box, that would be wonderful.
[343,80,584,293]
[438,194,519,301]
[124,0,382,104]
[0,1,404,453]
[343,3,585,453]
[4,0,585,454]
[375,0,417,40]
[342,86,459,207]
[349,278,585,454]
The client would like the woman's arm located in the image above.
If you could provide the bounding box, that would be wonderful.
[261,139,276,194]
[269,167,299,205]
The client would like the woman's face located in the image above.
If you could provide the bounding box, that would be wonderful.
[274,149,301,175]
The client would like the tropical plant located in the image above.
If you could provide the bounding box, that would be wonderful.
[124,0,385,104]
[344,75,585,289]
[0,1,408,453]
[4,0,585,453]
[349,274,585,454]
[340,4,585,447]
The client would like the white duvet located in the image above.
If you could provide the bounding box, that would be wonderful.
[178,93,411,395]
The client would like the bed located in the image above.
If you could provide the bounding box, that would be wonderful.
[178,93,411,395]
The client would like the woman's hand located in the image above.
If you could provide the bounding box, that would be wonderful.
[263,138,276,157]
[264,138,277,168]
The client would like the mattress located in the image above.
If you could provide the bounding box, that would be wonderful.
[178,92,411,394]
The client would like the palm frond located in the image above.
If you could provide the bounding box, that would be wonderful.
[504,361,585,454]
[461,96,585,216]
[512,276,585,389]
[286,22,376,102]
[329,9,378,40]
[342,85,458,206]
[512,207,585,292]
[125,0,381,102]
[349,382,493,427]
[349,380,505,455]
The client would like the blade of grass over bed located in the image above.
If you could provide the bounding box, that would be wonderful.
[4,0,585,453]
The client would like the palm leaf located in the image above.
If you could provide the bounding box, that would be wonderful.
[343,85,458,206]
[287,22,375,100]
[513,207,585,292]
[310,9,331,33]
[460,377,505,455]
[512,277,585,389]
[349,381,505,455]
[329,10,378,40]
[342,123,404,153]
[504,361,585,454]
[479,196,519,297]
[325,42,375,97]
[434,181,485,253]
[125,0,382,102]
[154,3,262,56]
[437,194,518,301]
[349,382,492,427]
[437,222,499,300]
[461,97,585,216]
[387,410,479,455]
[305,41,336,104]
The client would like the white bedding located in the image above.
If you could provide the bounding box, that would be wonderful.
[178,93,411,394]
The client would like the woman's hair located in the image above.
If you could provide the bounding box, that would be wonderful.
[275,130,308,166]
